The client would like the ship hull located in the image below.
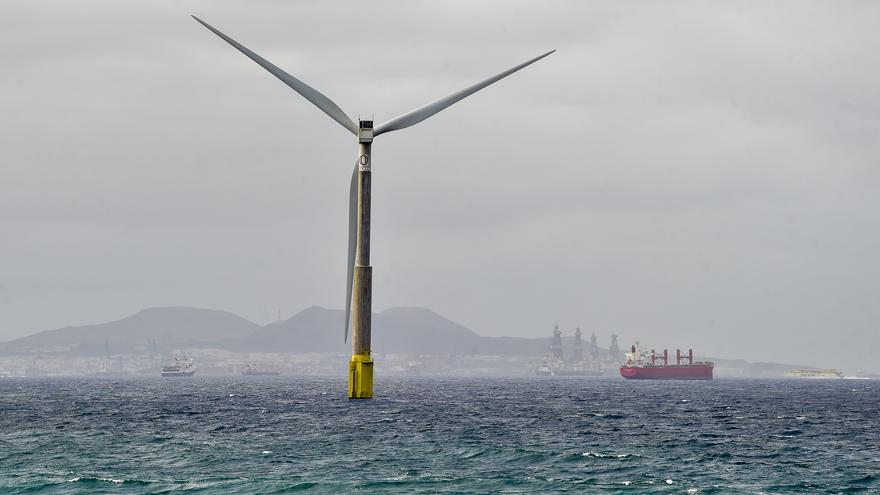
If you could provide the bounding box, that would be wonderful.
[620,365,713,380]
[161,369,196,377]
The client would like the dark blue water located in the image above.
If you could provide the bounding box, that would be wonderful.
[1,377,878,493]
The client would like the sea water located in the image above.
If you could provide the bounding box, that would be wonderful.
[0,377,877,493]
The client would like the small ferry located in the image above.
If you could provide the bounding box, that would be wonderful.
[161,356,196,377]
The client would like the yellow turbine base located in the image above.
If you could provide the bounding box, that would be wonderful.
[348,353,373,399]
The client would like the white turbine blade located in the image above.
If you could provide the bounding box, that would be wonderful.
[344,165,358,343]
[373,50,555,136]
[192,15,358,135]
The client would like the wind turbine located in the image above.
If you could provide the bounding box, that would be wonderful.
[193,16,553,399]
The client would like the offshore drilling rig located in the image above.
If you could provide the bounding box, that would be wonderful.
[535,325,621,376]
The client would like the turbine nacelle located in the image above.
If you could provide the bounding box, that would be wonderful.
[358,121,373,144]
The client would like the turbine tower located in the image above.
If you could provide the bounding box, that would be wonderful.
[193,16,553,399]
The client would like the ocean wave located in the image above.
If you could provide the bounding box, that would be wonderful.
[66,475,149,485]
[582,451,639,459]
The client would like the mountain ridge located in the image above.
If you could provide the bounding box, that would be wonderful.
[230,306,545,356]
[0,305,604,357]
[0,305,569,357]
[0,306,261,355]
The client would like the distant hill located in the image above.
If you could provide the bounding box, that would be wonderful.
[0,307,260,356]
[0,305,554,357]
[0,303,620,359]
[235,306,549,356]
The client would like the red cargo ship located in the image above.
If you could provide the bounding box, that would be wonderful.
[619,343,713,380]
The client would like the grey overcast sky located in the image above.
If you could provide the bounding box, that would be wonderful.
[1,1,878,371]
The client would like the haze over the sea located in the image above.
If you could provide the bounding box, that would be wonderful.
[1,1,878,371]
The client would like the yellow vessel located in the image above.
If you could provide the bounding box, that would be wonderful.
[785,368,843,379]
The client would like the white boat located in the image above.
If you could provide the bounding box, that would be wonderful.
[161,356,196,377]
